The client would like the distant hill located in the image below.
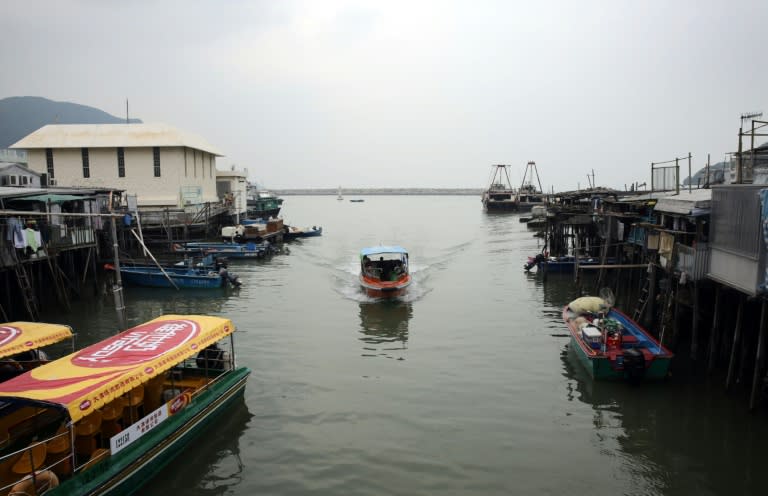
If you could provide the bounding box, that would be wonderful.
[0,96,142,148]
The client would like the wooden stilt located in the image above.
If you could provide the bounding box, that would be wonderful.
[708,286,721,374]
[691,281,699,363]
[726,295,744,392]
[749,299,767,410]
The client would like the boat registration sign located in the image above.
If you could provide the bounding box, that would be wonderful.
[111,404,168,454]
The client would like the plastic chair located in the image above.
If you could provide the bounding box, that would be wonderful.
[11,442,47,475]
[45,425,73,477]
[123,385,145,425]
[74,410,102,457]
[100,397,126,443]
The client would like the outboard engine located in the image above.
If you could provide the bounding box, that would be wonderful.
[523,253,546,272]
[622,348,646,382]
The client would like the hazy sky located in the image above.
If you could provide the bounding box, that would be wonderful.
[1,0,766,191]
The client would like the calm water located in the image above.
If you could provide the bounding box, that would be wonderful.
[41,196,768,495]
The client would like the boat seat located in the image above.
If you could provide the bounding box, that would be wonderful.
[74,411,102,457]
[123,385,145,425]
[11,442,47,475]
[143,375,167,413]
[100,397,126,444]
[45,425,73,477]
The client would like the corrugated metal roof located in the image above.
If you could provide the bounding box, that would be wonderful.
[10,123,224,156]
[654,189,712,215]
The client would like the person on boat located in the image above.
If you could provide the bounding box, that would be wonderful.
[196,343,225,370]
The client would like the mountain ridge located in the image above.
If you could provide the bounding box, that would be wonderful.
[0,96,142,148]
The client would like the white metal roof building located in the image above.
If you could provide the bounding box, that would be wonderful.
[10,123,225,208]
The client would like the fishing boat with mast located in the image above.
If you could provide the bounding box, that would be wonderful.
[516,161,546,212]
[245,182,283,219]
[482,164,518,212]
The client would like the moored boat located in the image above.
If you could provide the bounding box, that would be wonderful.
[173,241,275,259]
[359,246,411,298]
[283,225,322,240]
[524,254,616,273]
[105,263,240,289]
[0,314,250,495]
[0,322,75,382]
[482,164,518,212]
[563,296,673,381]
[516,161,546,212]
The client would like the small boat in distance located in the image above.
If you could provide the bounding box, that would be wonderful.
[283,225,323,239]
[563,296,673,381]
[359,246,411,298]
[0,322,75,382]
[349,199,365,202]
[0,314,250,495]
[482,164,518,212]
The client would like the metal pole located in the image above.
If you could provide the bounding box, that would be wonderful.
[109,216,127,330]
[737,127,743,184]
[706,153,710,188]
[751,120,756,178]
[675,157,680,194]
[688,153,692,193]
[129,229,179,290]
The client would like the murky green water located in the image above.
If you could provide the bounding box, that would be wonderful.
[42,196,768,495]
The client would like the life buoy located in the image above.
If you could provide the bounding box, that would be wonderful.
[10,470,59,495]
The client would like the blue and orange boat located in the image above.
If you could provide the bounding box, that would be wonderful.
[359,246,411,298]
[563,296,673,381]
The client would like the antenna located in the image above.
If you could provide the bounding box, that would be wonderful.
[741,111,762,127]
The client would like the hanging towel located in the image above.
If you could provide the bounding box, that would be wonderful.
[25,228,38,252]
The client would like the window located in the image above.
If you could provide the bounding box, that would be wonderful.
[10,175,16,185]
[45,148,54,178]
[81,148,90,178]
[21,176,28,185]
[184,149,188,177]
[117,147,125,177]
[193,151,197,178]
[153,147,161,177]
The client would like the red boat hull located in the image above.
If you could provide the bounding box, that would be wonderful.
[360,275,411,298]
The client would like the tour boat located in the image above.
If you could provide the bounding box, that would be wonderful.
[0,322,75,382]
[563,297,673,381]
[359,246,411,298]
[0,314,250,495]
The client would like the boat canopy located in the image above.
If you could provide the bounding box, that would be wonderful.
[0,315,234,423]
[360,246,408,257]
[0,322,73,359]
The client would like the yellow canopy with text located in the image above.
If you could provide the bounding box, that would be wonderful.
[0,322,73,359]
[0,315,234,422]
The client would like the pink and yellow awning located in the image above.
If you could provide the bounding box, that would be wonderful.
[0,322,73,359]
[0,315,234,422]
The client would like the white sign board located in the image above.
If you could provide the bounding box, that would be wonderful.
[110,404,169,454]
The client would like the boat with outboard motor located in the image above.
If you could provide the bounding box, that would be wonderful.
[359,246,411,298]
[0,314,250,495]
[563,295,673,381]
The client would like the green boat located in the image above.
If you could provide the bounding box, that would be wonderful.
[0,314,250,495]
[563,297,673,381]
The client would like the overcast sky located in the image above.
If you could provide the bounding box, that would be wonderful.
[1,0,766,191]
